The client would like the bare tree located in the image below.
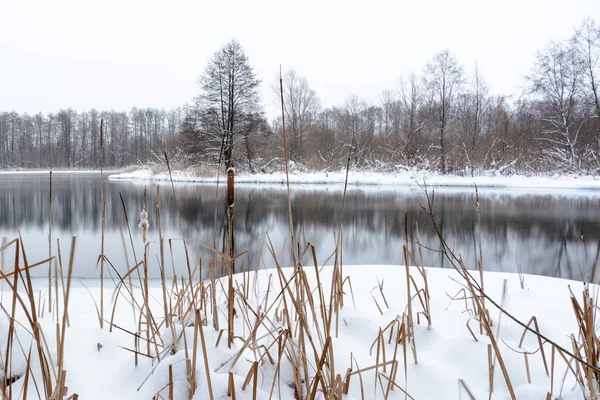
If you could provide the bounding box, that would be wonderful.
[423,50,464,173]
[379,90,398,143]
[342,95,367,166]
[58,109,73,167]
[529,42,585,170]
[398,74,425,164]
[192,40,263,169]
[574,18,600,119]
[311,108,343,170]
[276,69,320,162]
[457,66,492,173]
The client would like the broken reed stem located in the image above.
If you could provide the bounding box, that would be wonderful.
[518,316,549,376]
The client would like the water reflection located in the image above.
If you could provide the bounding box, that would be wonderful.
[1,173,599,281]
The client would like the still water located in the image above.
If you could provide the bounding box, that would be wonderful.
[1,172,599,281]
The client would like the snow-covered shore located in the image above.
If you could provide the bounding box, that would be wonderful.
[2,265,590,399]
[108,168,600,190]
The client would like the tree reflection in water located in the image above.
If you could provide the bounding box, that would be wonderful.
[1,173,599,281]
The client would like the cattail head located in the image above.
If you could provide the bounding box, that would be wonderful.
[139,208,149,242]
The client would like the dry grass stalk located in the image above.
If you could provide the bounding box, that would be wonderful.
[570,335,586,386]
[518,316,549,376]
[56,238,76,398]
[48,170,53,316]
[142,243,151,356]
[402,246,417,365]
[569,288,600,397]
[99,120,105,330]
[550,346,556,396]
[475,186,486,328]
[342,360,397,394]
[465,317,480,342]
[404,247,431,327]
[377,373,414,400]
[227,171,235,348]
[168,363,174,400]
[19,236,54,398]
[156,187,171,331]
[307,337,332,398]
[118,192,141,366]
[278,66,298,272]
[163,152,193,293]
[188,308,199,399]
[488,343,494,397]
[458,379,476,400]
[197,309,214,400]
[227,371,236,399]
[4,240,20,399]
[524,352,531,384]
[459,258,516,399]
[268,331,288,399]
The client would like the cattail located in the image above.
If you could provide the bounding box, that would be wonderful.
[139,209,149,242]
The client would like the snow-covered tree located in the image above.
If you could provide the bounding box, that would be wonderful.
[528,42,586,171]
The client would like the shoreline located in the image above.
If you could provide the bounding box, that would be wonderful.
[3,166,600,191]
[107,168,600,191]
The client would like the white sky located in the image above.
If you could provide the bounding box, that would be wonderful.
[1,0,599,120]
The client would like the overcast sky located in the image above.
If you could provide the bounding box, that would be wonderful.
[1,0,599,120]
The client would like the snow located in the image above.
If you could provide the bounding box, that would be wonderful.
[1,266,590,399]
[108,168,600,191]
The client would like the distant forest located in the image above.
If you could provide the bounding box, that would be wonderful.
[1,18,599,175]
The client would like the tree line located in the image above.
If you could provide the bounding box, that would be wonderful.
[0,107,187,169]
[2,18,599,174]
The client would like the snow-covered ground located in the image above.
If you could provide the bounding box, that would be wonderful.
[1,265,590,399]
[108,168,600,190]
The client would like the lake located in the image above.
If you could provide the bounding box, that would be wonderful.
[1,172,599,281]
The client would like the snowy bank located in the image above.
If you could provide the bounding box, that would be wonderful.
[2,265,590,399]
[108,168,600,191]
